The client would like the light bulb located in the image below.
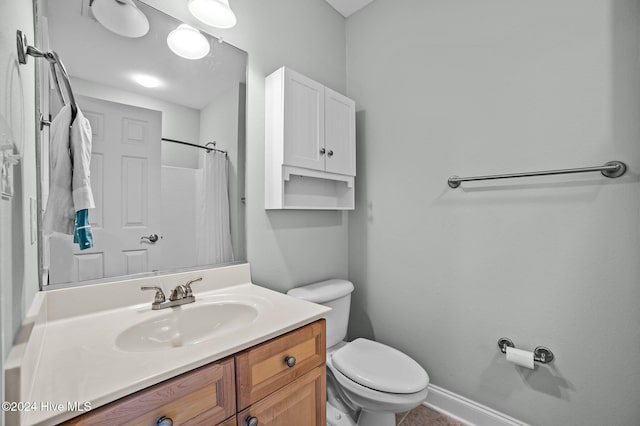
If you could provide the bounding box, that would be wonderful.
[91,0,150,38]
[187,0,237,29]
[167,24,211,60]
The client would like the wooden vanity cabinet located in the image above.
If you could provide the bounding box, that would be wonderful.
[235,320,325,410]
[237,366,325,426]
[60,320,325,426]
[236,320,326,426]
[61,358,235,426]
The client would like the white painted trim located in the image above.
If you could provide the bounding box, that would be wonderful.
[424,384,530,426]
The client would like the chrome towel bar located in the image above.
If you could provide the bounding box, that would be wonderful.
[448,160,627,189]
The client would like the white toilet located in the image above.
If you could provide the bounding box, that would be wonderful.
[288,279,429,426]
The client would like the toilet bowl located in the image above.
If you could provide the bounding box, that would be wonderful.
[287,280,429,426]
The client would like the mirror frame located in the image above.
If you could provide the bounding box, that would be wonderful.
[33,0,248,291]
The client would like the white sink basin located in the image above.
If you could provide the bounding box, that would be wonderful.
[116,302,259,352]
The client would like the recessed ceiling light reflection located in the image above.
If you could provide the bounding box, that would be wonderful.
[134,74,162,88]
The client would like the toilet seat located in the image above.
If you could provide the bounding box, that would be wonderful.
[332,338,429,394]
[326,358,429,414]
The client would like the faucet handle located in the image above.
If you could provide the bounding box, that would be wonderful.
[141,286,166,304]
[183,277,203,297]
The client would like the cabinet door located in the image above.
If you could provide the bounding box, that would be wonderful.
[283,68,326,171]
[324,87,356,176]
[237,366,326,426]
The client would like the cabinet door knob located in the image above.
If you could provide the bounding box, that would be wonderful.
[157,416,173,426]
[320,148,326,155]
[246,416,259,426]
[284,356,296,367]
[327,150,334,157]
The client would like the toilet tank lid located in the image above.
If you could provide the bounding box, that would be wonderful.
[287,279,354,303]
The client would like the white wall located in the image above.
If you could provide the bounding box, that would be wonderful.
[144,0,348,291]
[346,0,640,425]
[71,77,201,168]
[199,84,245,261]
[0,0,38,421]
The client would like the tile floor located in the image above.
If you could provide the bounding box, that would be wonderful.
[396,405,464,425]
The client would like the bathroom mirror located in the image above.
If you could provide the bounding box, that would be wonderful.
[35,0,247,288]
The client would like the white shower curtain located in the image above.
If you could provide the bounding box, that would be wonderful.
[196,152,234,265]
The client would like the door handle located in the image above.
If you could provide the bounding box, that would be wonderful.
[140,234,159,243]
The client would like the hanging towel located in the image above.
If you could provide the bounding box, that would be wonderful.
[43,104,95,249]
[73,209,93,250]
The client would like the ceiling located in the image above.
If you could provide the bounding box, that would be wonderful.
[325,0,376,17]
[45,0,247,110]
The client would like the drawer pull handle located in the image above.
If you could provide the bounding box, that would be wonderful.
[157,416,173,426]
[284,356,297,368]
[246,416,259,426]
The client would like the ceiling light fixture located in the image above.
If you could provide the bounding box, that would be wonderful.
[134,74,162,88]
[90,0,150,38]
[167,24,211,60]
[187,0,237,29]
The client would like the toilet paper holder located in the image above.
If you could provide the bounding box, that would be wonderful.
[497,338,554,364]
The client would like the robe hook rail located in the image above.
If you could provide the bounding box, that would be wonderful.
[448,160,627,189]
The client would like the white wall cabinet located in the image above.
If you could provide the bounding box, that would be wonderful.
[266,67,356,210]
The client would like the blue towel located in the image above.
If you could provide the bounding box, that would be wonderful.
[73,209,93,250]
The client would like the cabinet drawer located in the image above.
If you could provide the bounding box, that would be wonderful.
[237,366,326,426]
[236,320,325,410]
[62,358,235,426]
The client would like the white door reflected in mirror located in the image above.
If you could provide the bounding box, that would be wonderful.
[48,95,162,284]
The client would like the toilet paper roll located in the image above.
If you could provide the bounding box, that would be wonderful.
[505,347,535,369]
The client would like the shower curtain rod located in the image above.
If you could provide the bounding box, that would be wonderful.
[161,138,227,155]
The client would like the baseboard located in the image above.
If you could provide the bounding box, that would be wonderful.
[424,384,530,426]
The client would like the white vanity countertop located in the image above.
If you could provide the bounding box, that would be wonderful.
[10,264,329,426]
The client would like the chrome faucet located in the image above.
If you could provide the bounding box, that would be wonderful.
[169,285,188,302]
[141,277,203,310]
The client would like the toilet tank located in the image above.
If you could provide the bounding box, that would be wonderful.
[287,279,355,348]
